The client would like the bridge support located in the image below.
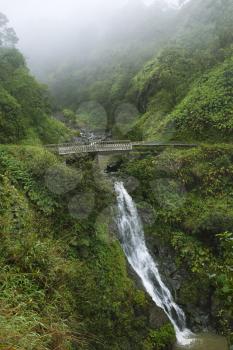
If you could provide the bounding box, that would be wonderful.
[95,154,112,172]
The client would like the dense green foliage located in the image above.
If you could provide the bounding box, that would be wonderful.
[129,0,233,142]
[0,145,174,349]
[0,43,73,144]
[171,57,233,141]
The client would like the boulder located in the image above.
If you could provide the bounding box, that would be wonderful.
[149,304,170,328]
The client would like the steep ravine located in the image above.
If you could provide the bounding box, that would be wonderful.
[0,145,180,349]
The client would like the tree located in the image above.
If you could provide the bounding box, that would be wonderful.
[0,13,18,47]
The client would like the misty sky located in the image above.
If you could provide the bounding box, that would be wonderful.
[0,0,180,75]
[1,0,125,41]
[1,0,124,51]
[1,0,179,39]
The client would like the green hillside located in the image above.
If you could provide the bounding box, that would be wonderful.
[0,1,233,349]
[0,14,73,145]
[129,0,233,142]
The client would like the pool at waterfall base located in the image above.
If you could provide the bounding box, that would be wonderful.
[173,332,228,350]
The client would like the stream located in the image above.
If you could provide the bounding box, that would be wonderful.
[114,181,228,349]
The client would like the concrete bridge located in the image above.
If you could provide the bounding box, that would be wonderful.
[46,140,197,156]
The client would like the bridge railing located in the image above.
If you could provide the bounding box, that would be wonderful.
[57,142,133,155]
[45,140,197,155]
[97,140,131,144]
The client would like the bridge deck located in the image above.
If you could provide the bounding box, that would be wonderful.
[58,143,133,155]
[46,141,197,155]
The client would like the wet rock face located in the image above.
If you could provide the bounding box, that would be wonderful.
[126,264,171,329]
[189,310,210,333]
[145,234,216,333]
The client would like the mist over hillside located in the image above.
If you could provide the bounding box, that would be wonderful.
[0,0,183,78]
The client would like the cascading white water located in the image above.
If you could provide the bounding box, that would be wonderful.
[115,181,194,346]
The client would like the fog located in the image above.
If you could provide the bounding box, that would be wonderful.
[0,0,181,78]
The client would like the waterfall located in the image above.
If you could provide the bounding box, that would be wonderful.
[114,181,193,346]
